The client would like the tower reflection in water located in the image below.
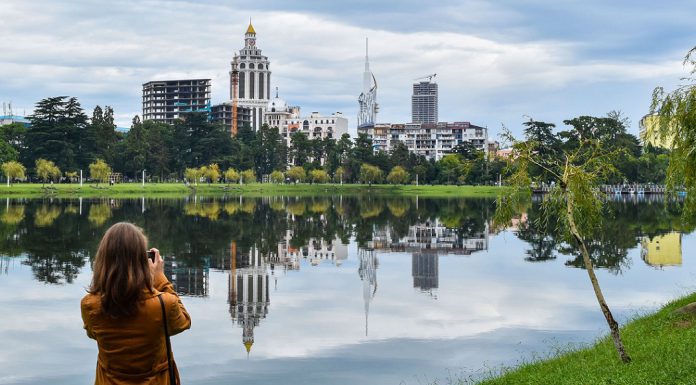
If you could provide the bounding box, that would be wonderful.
[227,242,270,355]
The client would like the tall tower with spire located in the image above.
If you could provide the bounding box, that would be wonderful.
[357,38,378,129]
[230,20,272,131]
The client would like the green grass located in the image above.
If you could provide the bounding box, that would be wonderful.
[469,292,696,385]
[0,183,503,198]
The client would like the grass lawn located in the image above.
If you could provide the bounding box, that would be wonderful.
[471,292,696,385]
[0,183,503,198]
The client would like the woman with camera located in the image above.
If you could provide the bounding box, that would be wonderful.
[81,222,191,384]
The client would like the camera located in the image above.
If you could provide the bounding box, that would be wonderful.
[147,250,156,262]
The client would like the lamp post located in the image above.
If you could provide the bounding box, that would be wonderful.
[142,169,146,187]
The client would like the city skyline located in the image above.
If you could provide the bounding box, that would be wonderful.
[1,1,694,139]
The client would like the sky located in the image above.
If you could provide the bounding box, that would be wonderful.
[1,0,694,140]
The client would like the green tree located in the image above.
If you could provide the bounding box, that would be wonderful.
[26,96,90,172]
[184,167,201,185]
[359,163,383,184]
[123,116,148,180]
[224,168,240,184]
[287,166,306,183]
[89,159,111,186]
[90,105,118,165]
[241,169,256,183]
[270,170,284,184]
[386,166,410,184]
[290,132,311,166]
[1,161,26,185]
[310,169,329,184]
[65,171,78,183]
[495,126,631,363]
[204,163,221,183]
[651,46,696,204]
[35,159,61,185]
[334,166,346,183]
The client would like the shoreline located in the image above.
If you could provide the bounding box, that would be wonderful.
[0,183,504,198]
[472,291,696,384]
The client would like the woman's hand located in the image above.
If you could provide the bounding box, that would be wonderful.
[148,248,164,277]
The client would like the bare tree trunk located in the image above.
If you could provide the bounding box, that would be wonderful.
[566,193,631,363]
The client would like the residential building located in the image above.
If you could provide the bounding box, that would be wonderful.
[359,121,488,161]
[411,81,438,124]
[263,92,348,150]
[142,79,211,124]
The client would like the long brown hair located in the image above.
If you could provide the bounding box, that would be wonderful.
[89,222,153,318]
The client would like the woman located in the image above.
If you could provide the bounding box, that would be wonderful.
[81,222,191,384]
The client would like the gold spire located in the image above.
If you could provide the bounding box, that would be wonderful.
[246,20,256,34]
[244,340,253,353]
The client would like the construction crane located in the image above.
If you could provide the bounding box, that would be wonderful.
[414,73,437,82]
[231,56,239,136]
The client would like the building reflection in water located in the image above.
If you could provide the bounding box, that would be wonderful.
[370,219,489,297]
[412,252,438,293]
[163,256,210,297]
[359,247,377,336]
[277,230,348,270]
[228,243,270,355]
[641,232,682,267]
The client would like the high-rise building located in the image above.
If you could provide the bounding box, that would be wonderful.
[142,79,211,124]
[231,22,271,131]
[357,38,378,129]
[411,80,438,124]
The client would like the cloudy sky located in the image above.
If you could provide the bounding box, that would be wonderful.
[1,0,694,139]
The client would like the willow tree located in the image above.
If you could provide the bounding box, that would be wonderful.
[495,121,631,363]
[650,46,696,217]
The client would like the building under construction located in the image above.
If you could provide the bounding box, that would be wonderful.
[142,79,211,125]
[210,102,252,132]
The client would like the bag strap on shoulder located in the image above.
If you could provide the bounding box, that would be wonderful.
[158,294,177,385]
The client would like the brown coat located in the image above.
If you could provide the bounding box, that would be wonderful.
[81,272,191,385]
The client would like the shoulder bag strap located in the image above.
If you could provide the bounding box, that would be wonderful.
[158,294,177,385]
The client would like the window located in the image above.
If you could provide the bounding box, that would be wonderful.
[240,63,245,69]
[303,120,309,130]
[258,64,264,70]
[249,63,255,69]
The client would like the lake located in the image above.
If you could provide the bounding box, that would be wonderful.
[0,195,693,384]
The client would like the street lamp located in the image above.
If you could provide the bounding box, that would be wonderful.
[142,169,146,187]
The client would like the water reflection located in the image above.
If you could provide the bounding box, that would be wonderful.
[0,196,689,353]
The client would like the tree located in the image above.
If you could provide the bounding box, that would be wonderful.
[651,46,696,203]
[204,163,221,184]
[184,167,201,185]
[438,154,470,185]
[65,171,78,183]
[35,159,61,186]
[359,163,383,184]
[1,161,26,185]
[387,166,410,184]
[290,132,311,166]
[26,96,90,172]
[90,105,118,165]
[334,166,346,183]
[224,168,240,184]
[89,159,111,185]
[495,125,631,363]
[123,116,148,179]
[270,170,284,184]
[241,169,256,183]
[310,169,329,184]
[287,166,306,183]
